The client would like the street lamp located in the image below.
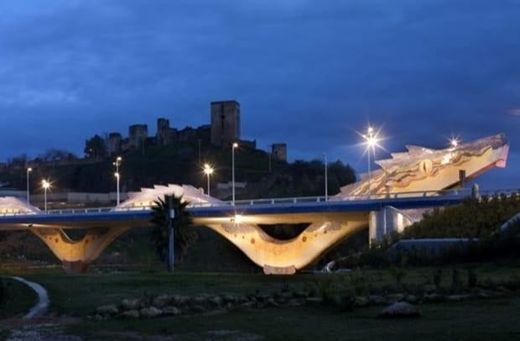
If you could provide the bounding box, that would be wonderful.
[232,143,238,205]
[26,167,32,205]
[450,138,460,148]
[203,163,214,196]
[362,126,381,197]
[113,156,122,206]
[41,179,51,213]
[324,154,328,201]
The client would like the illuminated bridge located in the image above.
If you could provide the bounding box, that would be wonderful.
[0,134,511,274]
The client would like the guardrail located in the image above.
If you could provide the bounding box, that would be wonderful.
[1,188,518,217]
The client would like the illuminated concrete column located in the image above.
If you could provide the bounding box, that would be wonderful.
[30,226,131,273]
[369,206,415,244]
[200,213,368,274]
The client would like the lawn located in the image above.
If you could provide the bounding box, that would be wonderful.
[1,264,520,340]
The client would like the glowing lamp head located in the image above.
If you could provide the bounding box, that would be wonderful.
[114,172,120,178]
[27,167,32,172]
[203,164,214,175]
[233,214,243,224]
[450,138,459,148]
[117,156,122,162]
[232,142,239,149]
[366,136,378,148]
[41,180,51,190]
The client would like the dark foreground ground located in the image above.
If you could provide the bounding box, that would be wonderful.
[1,264,520,340]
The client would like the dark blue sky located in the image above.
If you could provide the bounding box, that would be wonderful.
[0,0,519,189]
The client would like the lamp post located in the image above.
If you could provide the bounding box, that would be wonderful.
[113,156,122,206]
[41,179,51,213]
[232,142,238,205]
[26,167,32,204]
[362,126,380,197]
[450,138,460,148]
[203,163,214,196]
[324,154,328,201]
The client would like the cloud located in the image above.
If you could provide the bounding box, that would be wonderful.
[507,108,520,117]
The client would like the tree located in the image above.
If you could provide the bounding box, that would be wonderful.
[150,195,197,271]
[84,135,107,160]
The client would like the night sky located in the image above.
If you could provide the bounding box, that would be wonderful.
[0,1,519,189]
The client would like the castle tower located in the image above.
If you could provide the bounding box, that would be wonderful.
[272,143,287,162]
[157,118,172,146]
[210,100,241,147]
[129,124,148,149]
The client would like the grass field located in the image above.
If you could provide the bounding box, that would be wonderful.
[1,264,520,340]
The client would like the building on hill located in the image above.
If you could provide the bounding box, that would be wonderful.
[107,132,122,155]
[156,118,172,146]
[272,143,287,162]
[129,124,148,149]
[210,100,241,147]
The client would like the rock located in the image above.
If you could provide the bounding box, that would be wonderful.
[121,298,140,310]
[386,293,405,302]
[173,295,189,306]
[292,291,308,298]
[96,304,119,315]
[368,295,387,305]
[121,310,140,319]
[223,294,238,304]
[447,294,471,302]
[93,314,105,321]
[354,296,369,307]
[404,295,418,304]
[287,298,305,307]
[423,293,444,303]
[379,302,420,319]
[162,306,181,316]
[190,305,206,313]
[266,298,279,307]
[208,296,224,307]
[153,295,172,308]
[241,301,256,309]
[255,293,271,302]
[140,306,163,318]
[192,295,208,306]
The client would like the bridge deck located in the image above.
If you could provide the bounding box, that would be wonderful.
[0,193,471,230]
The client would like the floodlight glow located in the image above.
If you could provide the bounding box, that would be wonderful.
[450,138,460,148]
[233,214,243,224]
[203,164,214,175]
[41,180,51,190]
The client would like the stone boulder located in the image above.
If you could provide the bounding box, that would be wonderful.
[121,298,140,310]
[121,310,140,319]
[379,302,420,319]
[96,304,119,315]
[140,306,163,318]
[153,294,172,308]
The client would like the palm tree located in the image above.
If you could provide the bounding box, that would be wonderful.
[150,195,196,271]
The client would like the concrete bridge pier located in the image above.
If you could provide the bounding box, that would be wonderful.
[198,212,369,275]
[369,206,415,244]
[30,226,131,273]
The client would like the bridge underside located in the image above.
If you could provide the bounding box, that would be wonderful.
[195,212,368,274]
[1,212,370,274]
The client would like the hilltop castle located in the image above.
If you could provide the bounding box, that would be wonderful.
[98,100,287,161]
